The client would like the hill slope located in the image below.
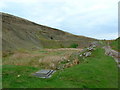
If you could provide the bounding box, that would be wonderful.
[2,12,97,51]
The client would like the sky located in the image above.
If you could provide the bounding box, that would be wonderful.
[0,0,119,40]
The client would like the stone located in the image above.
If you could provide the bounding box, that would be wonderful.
[50,63,55,69]
[83,53,86,56]
[80,54,82,57]
[17,75,21,77]
[67,60,70,62]
[56,65,64,70]
[92,45,96,48]
[85,52,91,57]
[87,46,95,51]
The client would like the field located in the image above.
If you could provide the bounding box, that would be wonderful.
[2,48,118,88]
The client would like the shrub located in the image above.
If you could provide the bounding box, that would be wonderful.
[70,43,78,48]
[60,44,64,48]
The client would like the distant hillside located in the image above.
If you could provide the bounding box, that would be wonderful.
[2,12,97,51]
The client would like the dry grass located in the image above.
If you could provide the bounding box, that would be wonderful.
[3,48,82,69]
[39,56,62,69]
[10,52,42,59]
[44,48,82,51]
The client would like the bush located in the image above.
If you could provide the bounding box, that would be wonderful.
[60,44,64,48]
[70,43,78,48]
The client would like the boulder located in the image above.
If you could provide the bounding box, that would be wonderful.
[79,54,82,57]
[84,52,91,57]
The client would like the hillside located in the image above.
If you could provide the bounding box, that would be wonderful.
[2,12,97,51]
[2,12,118,88]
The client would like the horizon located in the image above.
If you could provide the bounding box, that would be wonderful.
[0,0,119,40]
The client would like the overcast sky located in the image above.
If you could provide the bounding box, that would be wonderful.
[0,0,119,40]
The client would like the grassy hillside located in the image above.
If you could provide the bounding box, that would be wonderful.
[110,37,120,52]
[2,48,118,88]
[2,13,97,51]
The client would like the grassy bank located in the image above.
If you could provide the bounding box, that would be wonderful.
[110,37,120,52]
[2,48,118,88]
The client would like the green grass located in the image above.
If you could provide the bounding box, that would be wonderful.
[2,48,118,88]
[110,37,120,52]
[0,65,2,89]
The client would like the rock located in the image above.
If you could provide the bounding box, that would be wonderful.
[67,60,70,62]
[92,44,96,48]
[87,45,96,51]
[83,53,86,56]
[85,52,91,57]
[56,65,64,70]
[87,47,93,51]
[80,54,82,57]
[50,63,55,69]
[17,75,21,77]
